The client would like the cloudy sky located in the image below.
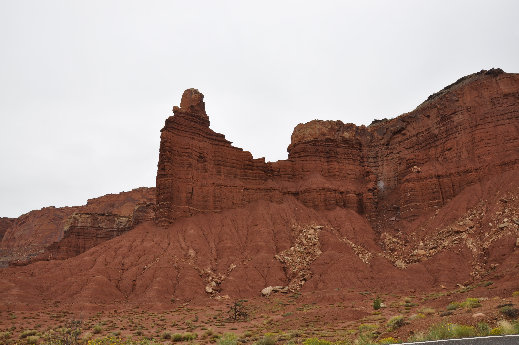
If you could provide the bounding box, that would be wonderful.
[1,1,518,218]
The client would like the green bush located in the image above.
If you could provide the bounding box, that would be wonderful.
[303,338,331,345]
[182,332,197,341]
[25,335,39,345]
[172,333,184,342]
[476,322,490,336]
[451,324,475,338]
[20,330,38,339]
[256,334,277,345]
[420,308,436,315]
[93,325,103,334]
[161,332,171,340]
[500,305,519,318]
[218,333,238,345]
[373,297,382,310]
[387,315,405,331]
[461,298,481,309]
[379,337,398,344]
[497,320,517,335]
[446,302,459,311]
[419,322,477,341]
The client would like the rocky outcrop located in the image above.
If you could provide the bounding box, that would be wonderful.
[1,69,518,307]
[43,213,133,260]
[1,188,156,265]
[0,217,13,242]
[156,70,519,225]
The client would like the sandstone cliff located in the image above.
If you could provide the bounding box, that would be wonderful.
[156,69,519,226]
[0,69,518,307]
[0,187,155,266]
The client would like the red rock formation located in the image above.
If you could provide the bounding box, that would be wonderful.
[156,70,519,225]
[1,188,155,265]
[0,217,13,242]
[1,69,518,308]
[43,213,133,260]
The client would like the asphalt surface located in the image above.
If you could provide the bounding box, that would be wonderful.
[401,335,519,344]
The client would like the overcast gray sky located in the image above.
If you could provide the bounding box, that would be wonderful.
[1,1,518,218]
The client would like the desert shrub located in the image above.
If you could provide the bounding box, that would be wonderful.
[408,313,425,321]
[513,291,519,297]
[218,333,238,345]
[497,320,517,335]
[387,315,405,331]
[202,329,214,338]
[378,337,398,344]
[182,332,197,341]
[424,323,455,340]
[20,330,38,338]
[446,302,459,311]
[161,331,171,340]
[476,322,490,336]
[87,336,160,345]
[358,324,378,332]
[500,305,519,318]
[172,333,183,342]
[355,333,377,345]
[82,331,93,341]
[93,325,103,334]
[0,331,11,340]
[407,332,426,342]
[420,308,436,315]
[422,323,477,340]
[25,335,39,344]
[303,338,331,345]
[451,324,475,338]
[490,327,502,335]
[461,298,481,309]
[255,334,276,345]
[373,297,382,310]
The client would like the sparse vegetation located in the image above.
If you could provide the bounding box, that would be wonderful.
[228,300,249,321]
[461,297,481,309]
[93,324,103,334]
[20,329,38,338]
[446,302,459,310]
[378,337,398,344]
[386,315,405,331]
[255,334,277,345]
[499,305,519,318]
[373,297,382,310]
[218,333,238,345]
[302,338,331,345]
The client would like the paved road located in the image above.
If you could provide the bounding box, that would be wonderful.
[401,335,519,344]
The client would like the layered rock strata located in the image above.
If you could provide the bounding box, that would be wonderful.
[156,69,519,225]
[1,188,155,265]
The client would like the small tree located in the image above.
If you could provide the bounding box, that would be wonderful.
[228,299,249,321]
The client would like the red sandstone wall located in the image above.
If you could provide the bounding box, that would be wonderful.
[156,70,519,224]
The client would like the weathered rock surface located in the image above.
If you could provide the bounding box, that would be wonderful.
[0,187,155,266]
[0,217,13,240]
[156,70,519,225]
[1,69,519,307]
[42,213,133,261]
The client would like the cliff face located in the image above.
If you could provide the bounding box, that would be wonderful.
[43,213,133,261]
[156,69,519,225]
[1,69,518,307]
[0,217,13,242]
[0,188,155,266]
